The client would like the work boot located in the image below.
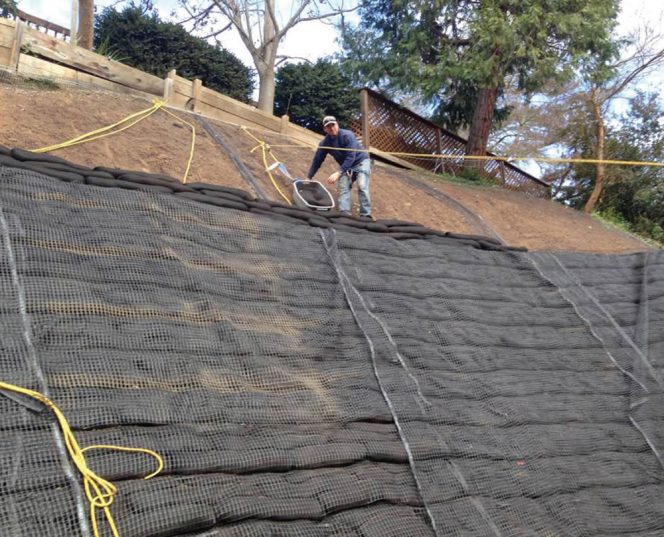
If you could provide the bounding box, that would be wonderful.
[359,214,374,222]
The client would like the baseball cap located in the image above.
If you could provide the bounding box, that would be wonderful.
[322,115,337,127]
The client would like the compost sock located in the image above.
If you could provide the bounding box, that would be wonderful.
[0,148,662,537]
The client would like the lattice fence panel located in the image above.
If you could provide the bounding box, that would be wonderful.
[352,89,550,198]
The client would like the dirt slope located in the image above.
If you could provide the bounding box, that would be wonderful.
[0,81,653,254]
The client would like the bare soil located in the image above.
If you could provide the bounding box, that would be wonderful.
[0,81,654,254]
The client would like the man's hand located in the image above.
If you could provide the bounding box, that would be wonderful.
[327,171,341,184]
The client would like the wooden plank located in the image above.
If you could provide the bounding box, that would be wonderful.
[0,47,11,68]
[283,123,321,148]
[0,17,16,30]
[0,19,15,48]
[169,74,193,90]
[172,74,192,97]
[167,91,189,110]
[20,25,163,95]
[200,86,260,115]
[199,87,281,131]
[369,146,419,170]
[16,9,70,37]
[17,53,75,80]
[195,101,246,126]
[16,54,150,96]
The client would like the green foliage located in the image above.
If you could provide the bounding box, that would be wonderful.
[94,4,254,102]
[94,34,128,63]
[274,60,360,133]
[598,92,664,242]
[21,77,60,90]
[562,91,664,243]
[458,167,484,184]
[341,0,619,132]
[0,0,17,17]
[594,207,631,231]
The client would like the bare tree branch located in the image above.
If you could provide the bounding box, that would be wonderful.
[180,0,353,111]
[605,47,664,100]
[275,55,313,67]
[176,2,215,26]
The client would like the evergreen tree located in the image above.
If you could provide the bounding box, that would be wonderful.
[342,0,619,168]
[274,60,360,133]
[94,4,254,102]
[0,0,17,17]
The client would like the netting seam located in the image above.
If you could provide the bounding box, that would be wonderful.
[526,252,645,390]
[636,251,651,369]
[319,228,438,534]
[321,229,505,536]
[525,251,664,469]
[545,252,661,389]
[0,207,92,537]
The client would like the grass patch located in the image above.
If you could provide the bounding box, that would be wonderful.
[22,77,60,90]
[411,166,500,188]
[593,209,663,248]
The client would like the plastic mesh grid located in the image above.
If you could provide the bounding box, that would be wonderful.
[0,165,663,536]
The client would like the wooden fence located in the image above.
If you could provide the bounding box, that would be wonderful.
[9,9,71,39]
[350,88,550,197]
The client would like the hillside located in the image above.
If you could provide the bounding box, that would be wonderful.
[0,80,653,254]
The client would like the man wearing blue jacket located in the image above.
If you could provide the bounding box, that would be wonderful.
[307,115,373,220]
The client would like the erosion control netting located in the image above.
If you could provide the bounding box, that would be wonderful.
[0,155,663,537]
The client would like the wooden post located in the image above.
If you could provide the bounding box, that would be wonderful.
[190,78,202,112]
[360,89,370,151]
[9,21,25,71]
[163,69,176,100]
[280,114,289,133]
[499,160,507,185]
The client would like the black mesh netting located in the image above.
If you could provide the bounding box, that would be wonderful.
[0,159,663,537]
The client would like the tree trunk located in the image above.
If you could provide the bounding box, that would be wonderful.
[583,97,605,213]
[256,0,277,113]
[257,64,276,112]
[78,0,94,50]
[464,86,498,173]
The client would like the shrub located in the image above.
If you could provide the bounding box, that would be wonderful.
[274,60,360,132]
[94,4,254,102]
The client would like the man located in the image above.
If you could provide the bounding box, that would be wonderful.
[307,115,373,220]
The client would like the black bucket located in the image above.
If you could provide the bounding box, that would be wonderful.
[292,180,335,211]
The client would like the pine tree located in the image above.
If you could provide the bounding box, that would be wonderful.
[274,60,360,133]
[342,0,619,170]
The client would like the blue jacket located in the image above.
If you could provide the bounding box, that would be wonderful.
[307,129,368,179]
